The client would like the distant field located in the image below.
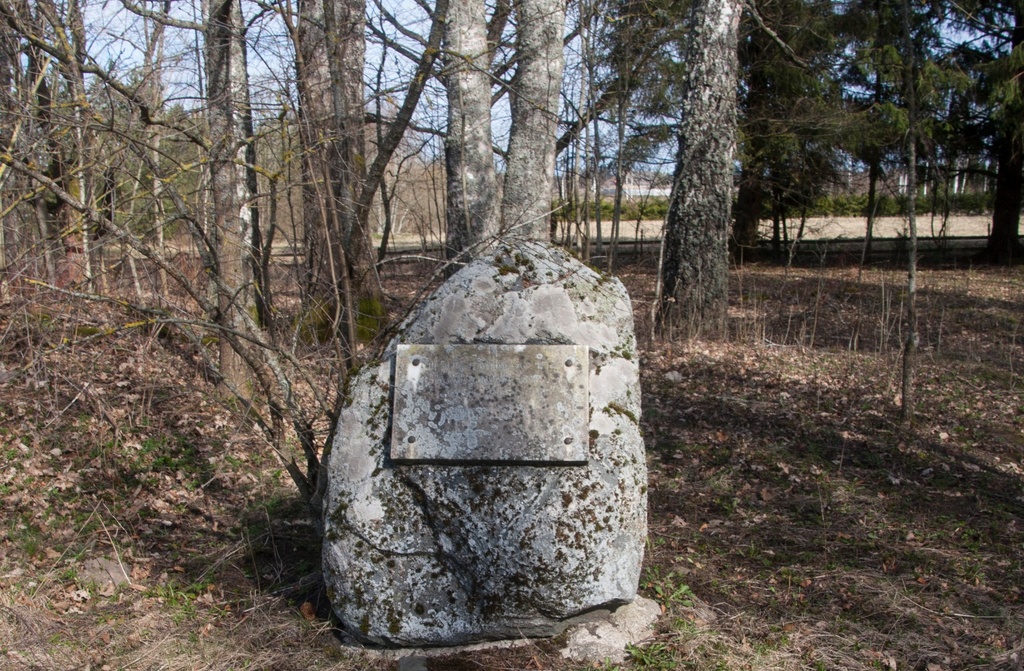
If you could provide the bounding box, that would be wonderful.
[542,214,994,243]
[269,214,996,257]
[771,214,992,239]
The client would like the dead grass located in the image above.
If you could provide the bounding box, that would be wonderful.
[1,257,1022,671]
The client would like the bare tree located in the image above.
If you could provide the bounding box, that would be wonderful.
[0,3,20,287]
[291,0,375,347]
[206,0,255,390]
[899,0,918,423]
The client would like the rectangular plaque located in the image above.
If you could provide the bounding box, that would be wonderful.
[391,344,589,464]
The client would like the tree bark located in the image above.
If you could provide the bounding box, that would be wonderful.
[295,0,331,303]
[444,0,499,260]
[294,0,382,343]
[240,37,270,329]
[500,0,565,241]
[322,0,375,286]
[981,133,1023,263]
[978,0,1024,264]
[206,0,253,390]
[0,14,13,281]
[657,0,740,339]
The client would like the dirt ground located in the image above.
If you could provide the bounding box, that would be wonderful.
[1,256,1021,670]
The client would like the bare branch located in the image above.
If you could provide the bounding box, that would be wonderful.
[357,0,449,216]
[119,0,204,32]
[739,0,809,70]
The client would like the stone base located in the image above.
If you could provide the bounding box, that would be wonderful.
[356,597,662,667]
[559,596,662,663]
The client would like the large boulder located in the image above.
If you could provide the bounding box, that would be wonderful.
[322,241,647,646]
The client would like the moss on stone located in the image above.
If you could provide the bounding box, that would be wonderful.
[605,402,638,424]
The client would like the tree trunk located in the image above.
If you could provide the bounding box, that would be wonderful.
[322,0,376,292]
[900,0,918,424]
[657,0,740,339]
[609,94,627,271]
[206,0,253,391]
[980,135,1023,263]
[978,1,1024,264]
[771,185,782,257]
[293,0,382,344]
[295,0,331,306]
[240,43,271,330]
[142,0,170,301]
[861,155,880,265]
[732,170,763,256]
[500,0,565,241]
[444,0,499,259]
[24,7,60,282]
[67,0,94,289]
[0,16,12,283]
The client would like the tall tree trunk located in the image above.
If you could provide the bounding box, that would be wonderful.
[322,0,377,296]
[900,0,919,424]
[294,0,382,344]
[240,38,271,329]
[593,105,603,257]
[144,0,171,301]
[981,136,1023,263]
[67,0,94,289]
[444,0,498,259]
[978,0,1024,264]
[500,0,565,241]
[657,0,740,339]
[25,6,59,282]
[295,0,332,309]
[0,15,12,284]
[609,93,627,271]
[206,0,253,391]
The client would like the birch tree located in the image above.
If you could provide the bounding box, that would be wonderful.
[443,0,499,259]
[657,0,740,338]
[500,0,565,239]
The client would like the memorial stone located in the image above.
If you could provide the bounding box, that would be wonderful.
[322,241,647,646]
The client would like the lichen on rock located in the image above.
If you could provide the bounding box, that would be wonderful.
[322,241,647,646]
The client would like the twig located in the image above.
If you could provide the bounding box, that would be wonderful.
[901,592,1008,620]
[98,505,133,587]
[43,381,91,429]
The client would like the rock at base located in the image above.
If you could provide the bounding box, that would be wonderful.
[560,597,662,663]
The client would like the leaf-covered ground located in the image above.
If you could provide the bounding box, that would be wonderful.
[1,258,1021,670]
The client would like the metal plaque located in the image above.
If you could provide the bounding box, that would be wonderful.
[391,344,589,465]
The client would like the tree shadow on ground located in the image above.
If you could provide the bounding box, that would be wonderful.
[639,350,1024,669]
